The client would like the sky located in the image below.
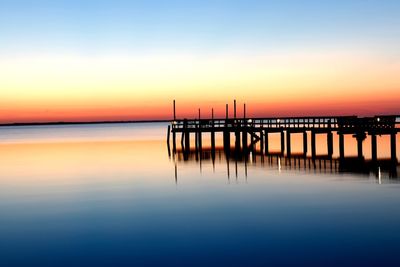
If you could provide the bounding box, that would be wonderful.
[0,0,399,123]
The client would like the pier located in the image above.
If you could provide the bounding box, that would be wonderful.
[167,101,400,162]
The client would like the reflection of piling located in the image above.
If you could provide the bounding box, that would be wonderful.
[211,131,215,150]
[198,131,202,151]
[172,131,176,152]
[167,127,171,158]
[180,131,184,149]
[173,146,399,179]
[167,125,171,145]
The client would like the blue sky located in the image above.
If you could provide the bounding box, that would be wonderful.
[1,0,399,54]
[1,0,400,122]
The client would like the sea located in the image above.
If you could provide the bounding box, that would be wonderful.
[1,123,400,266]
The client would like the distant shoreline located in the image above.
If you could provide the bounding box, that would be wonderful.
[0,120,170,127]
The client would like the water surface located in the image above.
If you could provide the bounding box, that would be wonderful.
[1,123,400,266]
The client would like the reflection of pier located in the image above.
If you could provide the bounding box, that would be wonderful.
[167,100,399,162]
[171,147,399,180]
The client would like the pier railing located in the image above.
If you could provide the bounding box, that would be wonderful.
[171,115,400,132]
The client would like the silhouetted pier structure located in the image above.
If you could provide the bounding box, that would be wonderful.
[167,101,399,162]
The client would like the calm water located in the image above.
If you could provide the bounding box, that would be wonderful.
[1,123,400,266]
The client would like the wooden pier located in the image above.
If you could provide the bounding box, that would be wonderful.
[167,102,399,162]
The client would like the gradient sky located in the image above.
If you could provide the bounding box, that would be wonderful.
[1,0,400,122]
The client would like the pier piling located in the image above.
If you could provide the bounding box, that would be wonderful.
[303,131,308,156]
[391,132,397,161]
[327,131,333,157]
[339,133,345,159]
[265,131,269,154]
[286,131,291,157]
[371,134,377,161]
[311,131,316,158]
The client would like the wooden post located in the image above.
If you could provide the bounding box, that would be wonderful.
[311,131,316,158]
[260,129,264,154]
[184,120,190,153]
[185,131,190,152]
[195,125,198,152]
[235,131,241,151]
[211,108,215,151]
[356,133,364,160]
[234,99,236,119]
[327,131,333,157]
[357,138,363,159]
[286,131,291,157]
[264,130,269,154]
[173,100,176,120]
[303,131,307,156]
[224,104,229,151]
[242,130,247,151]
[198,108,202,150]
[251,131,255,152]
[242,103,246,150]
[391,132,397,162]
[181,132,184,149]
[339,133,345,159]
[224,131,230,151]
[280,131,285,155]
[371,134,377,161]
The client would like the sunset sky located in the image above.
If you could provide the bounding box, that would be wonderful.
[1,0,399,123]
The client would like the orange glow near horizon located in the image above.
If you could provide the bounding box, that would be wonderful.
[1,51,399,123]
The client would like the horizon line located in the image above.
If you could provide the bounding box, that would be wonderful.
[1,114,400,127]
